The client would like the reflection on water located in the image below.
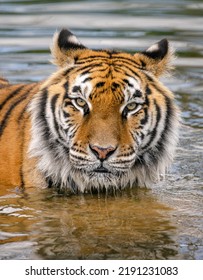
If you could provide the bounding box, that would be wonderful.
[0,187,179,260]
[0,0,203,260]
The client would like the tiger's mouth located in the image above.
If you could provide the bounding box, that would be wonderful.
[93,165,111,173]
[72,161,130,176]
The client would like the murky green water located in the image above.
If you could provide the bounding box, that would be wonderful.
[0,0,203,260]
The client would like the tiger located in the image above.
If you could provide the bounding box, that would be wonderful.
[0,29,180,193]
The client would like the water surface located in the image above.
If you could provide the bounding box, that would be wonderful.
[0,0,203,260]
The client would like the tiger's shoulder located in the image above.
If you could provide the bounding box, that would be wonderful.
[0,78,42,115]
[0,78,41,99]
[0,77,44,188]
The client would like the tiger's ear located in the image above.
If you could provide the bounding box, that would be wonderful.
[134,39,175,77]
[51,29,86,67]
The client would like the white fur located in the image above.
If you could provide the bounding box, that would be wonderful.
[146,43,159,53]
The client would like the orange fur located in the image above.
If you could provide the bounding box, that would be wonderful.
[0,83,42,187]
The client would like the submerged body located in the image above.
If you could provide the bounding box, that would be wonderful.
[0,29,180,192]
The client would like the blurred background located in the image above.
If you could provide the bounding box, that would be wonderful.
[0,0,202,260]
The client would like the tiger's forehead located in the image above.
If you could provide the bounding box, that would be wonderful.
[69,72,142,103]
[67,52,144,103]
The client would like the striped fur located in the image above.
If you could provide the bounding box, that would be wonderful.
[0,29,180,193]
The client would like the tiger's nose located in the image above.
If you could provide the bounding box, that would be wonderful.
[89,144,117,161]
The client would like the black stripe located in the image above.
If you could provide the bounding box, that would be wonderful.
[113,63,141,79]
[50,94,73,143]
[50,94,60,136]
[46,177,54,188]
[145,73,154,82]
[82,77,92,83]
[112,57,140,68]
[123,79,135,88]
[37,89,50,142]
[63,111,70,118]
[72,85,81,93]
[149,85,175,147]
[136,95,173,167]
[133,90,142,98]
[96,81,105,88]
[146,86,151,95]
[92,87,107,95]
[140,60,146,69]
[76,66,93,76]
[88,63,105,72]
[38,90,65,147]
[63,81,69,92]
[144,94,150,106]
[76,63,103,75]
[140,107,149,125]
[67,125,78,139]
[70,153,87,161]
[0,84,25,110]
[19,120,26,189]
[63,67,75,77]
[95,66,111,78]
[76,55,108,64]
[19,165,25,189]
[64,100,73,107]
[80,68,105,78]
[112,160,133,165]
[0,93,28,137]
[140,100,161,151]
[155,95,173,155]
[17,84,37,123]
[17,104,28,123]
[37,90,62,149]
[130,130,138,142]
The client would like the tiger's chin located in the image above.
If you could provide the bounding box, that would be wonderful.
[62,166,132,194]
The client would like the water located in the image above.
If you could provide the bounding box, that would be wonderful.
[0,0,203,260]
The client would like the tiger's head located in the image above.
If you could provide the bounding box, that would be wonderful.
[29,29,180,193]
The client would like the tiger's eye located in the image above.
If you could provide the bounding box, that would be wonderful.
[126,102,137,111]
[75,98,87,107]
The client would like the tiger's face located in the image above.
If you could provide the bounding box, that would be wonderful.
[29,29,180,192]
[68,69,141,175]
